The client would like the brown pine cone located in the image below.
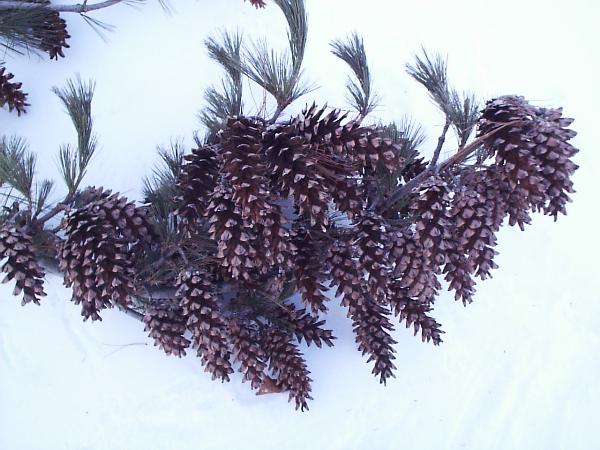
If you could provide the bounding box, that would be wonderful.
[59,189,146,321]
[262,328,313,411]
[389,285,443,345]
[85,187,154,242]
[205,183,258,281]
[144,298,190,357]
[262,121,330,230]
[478,96,578,221]
[327,238,397,383]
[354,212,390,303]
[221,116,270,223]
[228,319,268,390]
[297,104,401,171]
[175,146,219,231]
[0,225,46,305]
[0,67,29,116]
[275,302,335,348]
[34,10,70,60]
[290,225,329,313]
[177,270,233,382]
[389,228,441,304]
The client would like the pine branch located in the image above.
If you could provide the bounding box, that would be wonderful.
[0,0,129,13]
[0,135,36,208]
[52,76,97,196]
[200,31,244,135]
[406,48,479,147]
[331,32,378,120]
[240,0,312,122]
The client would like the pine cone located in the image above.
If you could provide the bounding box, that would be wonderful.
[389,228,441,304]
[478,96,578,220]
[0,67,29,116]
[532,107,578,219]
[34,10,70,59]
[262,121,330,229]
[297,104,401,171]
[86,188,154,242]
[0,225,46,305]
[443,248,476,304]
[411,177,453,264]
[354,212,390,303]
[175,146,219,231]
[290,225,329,313]
[254,198,296,272]
[221,117,270,223]
[59,188,146,321]
[326,176,365,219]
[262,328,313,411]
[389,286,444,345]
[144,298,190,357]
[327,238,397,383]
[448,184,499,282]
[205,183,259,281]
[177,270,234,382]
[228,319,267,390]
[275,302,335,348]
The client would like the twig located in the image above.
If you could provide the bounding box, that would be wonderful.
[0,0,126,12]
[429,118,451,172]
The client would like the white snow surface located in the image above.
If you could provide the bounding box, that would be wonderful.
[1,1,599,449]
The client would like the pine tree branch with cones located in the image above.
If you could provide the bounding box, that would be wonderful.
[1,0,580,411]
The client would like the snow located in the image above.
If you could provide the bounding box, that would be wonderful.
[1,1,599,449]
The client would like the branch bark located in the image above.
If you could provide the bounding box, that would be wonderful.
[0,0,126,13]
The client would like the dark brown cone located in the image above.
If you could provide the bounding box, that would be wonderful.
[354,212,390,303]
[443,248,476,305]
[143,298,190,357]
[479,97,548,210]
[0,225,46,305]
[205,183,258,281]
[262,121,330,230]
[177,270,234,382]
[297,104,402,171]
[0,67,29,116]
[34,10,70,60]
[228,319,267,390]
[448,185,499,281]
[326,176,365,219]
[389,228,441,304]
[275,302,335,348]
[59,190,140,321]
[350,290,397,383]
[478,96,578,221]
[262,328,313,411]
[84,187,154,242]
[389,285,444,345]
[290,225,329,313]
[221,117,270,223]
[175,146,219,231]
[411,177,453,265]
[254,198,295,272]
[532,107,578,219]
[327,238,397,384]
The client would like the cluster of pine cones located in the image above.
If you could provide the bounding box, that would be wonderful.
[2,96,578,410]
